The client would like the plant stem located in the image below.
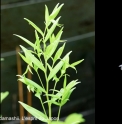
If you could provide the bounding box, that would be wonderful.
[52,75,62,95]
[52,82,57,95]
[40,96,47,116]
[44,63,51,124]
[43,55,51,124]
[57,105,61,121]
[37,71,48,118]
[37,71,45,89]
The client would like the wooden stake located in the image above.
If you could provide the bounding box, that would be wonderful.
[16,46,24,124]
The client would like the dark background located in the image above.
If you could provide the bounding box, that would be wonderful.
[1,0,95,123]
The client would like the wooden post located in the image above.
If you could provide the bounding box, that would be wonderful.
[27,68,32,124]
[16,46,24,124]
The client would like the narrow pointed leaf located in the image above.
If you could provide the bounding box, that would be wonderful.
[45,5,50,25]
[50,3,64,20]
[43,16,61,43]
[45,27,63,59]
[66,80,81,90]
[48,51,72,81]
[71,59,84,67]
[53,43,65,63]
[50,20,63,28]
[50,34,55,43]
[61,99,69,106]
[51,88,63,101]
[24,18,43,37]
[69,65,77,73]
[35,30,41,53]
[14,34,35,48]
[20,45,45,72]
[45,39,60,60]
[18,76,46,93]
[56,27,63,41]
[33,64,38,72]
[35,92,41,99]
[19,52,32,67]
[61,56,69,75]
[19,101,48,122]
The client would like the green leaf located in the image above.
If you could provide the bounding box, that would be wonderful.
[59,40,67,43]
[35,92,41,99]
[61,56,70,75]
[66,80,81,90]
[56,27,63,41]
[0,92,9,103]
[24,18,44,37]
[19,101,48,122]
[14,34,35,48]
[33,64,38,72]
[45,3,64,27]
[69,65,77,73]
[45,5,50,25]
[19,52,33,67]
[48,51,72,81]
[45,43,56,60]
[61,99,69,106]
[20,45,45,72]
[34,30,42,53]
[18,76,46,93]
[61,89,74,106]
[50,34,55,43]
[65,113,85,124]
[50,20,63,28]
[45,39,60,60]
[50,3,64,20]
[53,43,65,63]
[45,27,63,60]
[71,59,84,67]
[43,16,61,43]
[51,89,62,101]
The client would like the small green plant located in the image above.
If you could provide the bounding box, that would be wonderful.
[14,3,84,124]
